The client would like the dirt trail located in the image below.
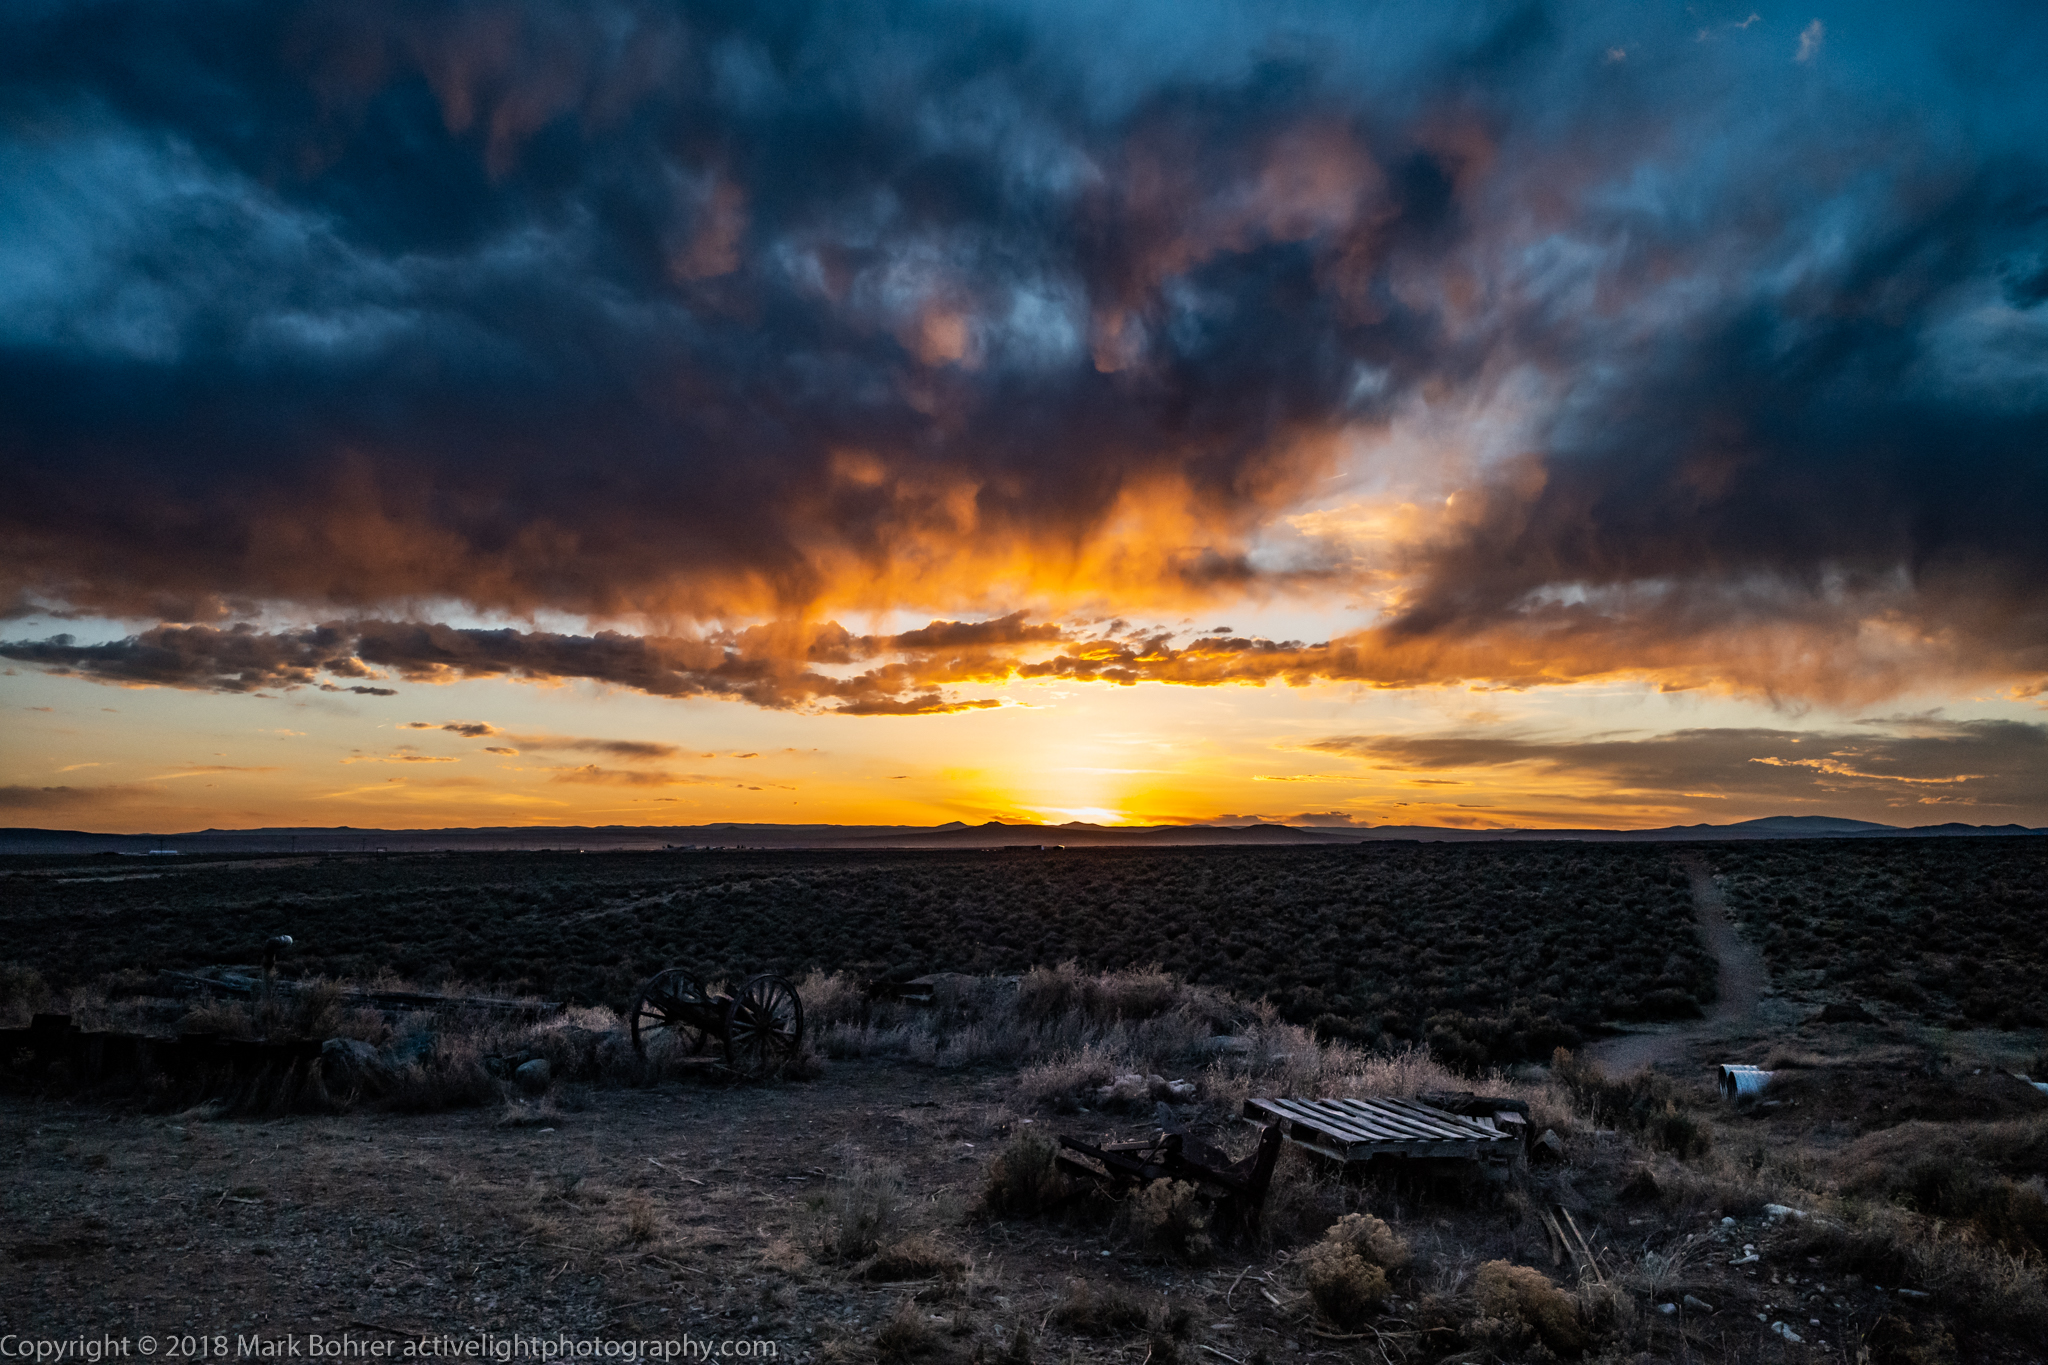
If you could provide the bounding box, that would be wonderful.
[1587,854,1769,1075]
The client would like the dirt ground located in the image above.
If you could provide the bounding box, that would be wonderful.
[5,1061,1331,1356]
[8,1041,2041,1365]
[2,1063,1007,1346]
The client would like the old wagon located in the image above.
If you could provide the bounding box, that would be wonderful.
[628,969,804,1077]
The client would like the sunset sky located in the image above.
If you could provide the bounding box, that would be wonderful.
[4,0,2046,834]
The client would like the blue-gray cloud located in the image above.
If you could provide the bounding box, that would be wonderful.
[0,0,2043,692]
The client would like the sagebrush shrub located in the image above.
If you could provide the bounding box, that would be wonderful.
[1116,1179,1213,1265]
[1302,1242,1388,1328]
[1320,1212,1411,1271]
[1474,1261,1588,1355]
[981,1129,1067,1219]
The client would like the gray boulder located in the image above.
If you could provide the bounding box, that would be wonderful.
[380,1032,438,1068]
[319,1037,392,1096]
[515,1058,553,1093]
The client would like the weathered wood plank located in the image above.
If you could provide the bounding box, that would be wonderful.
[1243,1095,1516,1168]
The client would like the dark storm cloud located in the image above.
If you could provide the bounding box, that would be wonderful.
[1306,720,2048,814]
[0,618,1030,714]
[0,0,1423,621]
[0,0,2045,693]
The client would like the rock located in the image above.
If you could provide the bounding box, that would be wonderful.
[1763,1203,1807,1221]
[1532,1128,1566,1163]
[381,1032,438,1067]
[1657,1303,1677,1315]
[515,1058,552,1092]
[1684,1295,1715,1314]
[1817,1002,1875,1024]
[1769,1322,1802,1343]
[319,1037,392,1096]
[1620,1166,1661,1202]
[1164,1079,1198,1102]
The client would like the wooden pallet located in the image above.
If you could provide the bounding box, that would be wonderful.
[1244,1095,1518,1164]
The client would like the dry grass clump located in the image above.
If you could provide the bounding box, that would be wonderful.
[495,1095,561,1127]
[176,998,263,1039]
[1256,1144,1351,1249]
[1474,1260,1589,1355]
[1048,1279,1151,1335]
[1115,1179,1213,1265]
[793,969,871,1029]
[621,1194,659,1246]
[980,1129,1068,1219]
[381,1034,497,1112]
[806,964,1226,1077]
[821,1160,907,1264]
[1832,1115,2048,1254]
[966,1325,1033,1365]
[1787,1200,2048,1340]
[1862,1314,1959,1365]
[1017,961,1186,1024]
[871,1304,939,1362]
[284,980,385,1042]
[1016,1043,1124,1109]
[863,1233,966,1282]
[1550,1048,1711,1159]
[1200,1030,1569,1128]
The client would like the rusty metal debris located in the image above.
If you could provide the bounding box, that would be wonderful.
[1055,1123,1284,1239]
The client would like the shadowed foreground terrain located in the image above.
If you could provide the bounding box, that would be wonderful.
[4,958,2047,1363]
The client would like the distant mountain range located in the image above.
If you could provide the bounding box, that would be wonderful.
[1,813,2041,855]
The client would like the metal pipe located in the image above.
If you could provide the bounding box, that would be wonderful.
[1718,1064,1775,1100]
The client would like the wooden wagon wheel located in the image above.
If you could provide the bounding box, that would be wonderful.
[724,974,803,1077]
[630,968,716,1060]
